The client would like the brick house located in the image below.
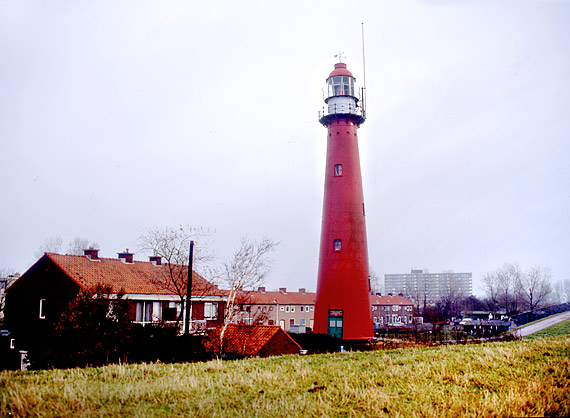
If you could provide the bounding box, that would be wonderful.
[5,249,225,349]
[204,324,302,358]
[232,287,316,333]
[370,295,415,328]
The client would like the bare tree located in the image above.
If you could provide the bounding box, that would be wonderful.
[519,266,552,311]
[34,236,63,259]
[483,272,500,313]
[138,225,215,329]
[439,276,464,319]
[67,237,100,255]
[557,279,570,303]
[484,263,524,315]
[217,237,278,354]
[369,270,383,295]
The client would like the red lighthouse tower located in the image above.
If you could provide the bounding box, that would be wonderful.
[314,60,373,340]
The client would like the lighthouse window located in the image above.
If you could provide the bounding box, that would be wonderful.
[334,164,343,176]
[334,239,342,251]
[329,76,355,97]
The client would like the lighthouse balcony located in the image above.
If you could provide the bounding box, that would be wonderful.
[319,102,366,126]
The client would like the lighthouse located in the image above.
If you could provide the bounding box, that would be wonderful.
[313,60,373,340]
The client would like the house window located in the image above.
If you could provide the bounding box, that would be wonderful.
[286,306,290,312]
[386,315,390,323]
[135,301,162,323]
[269,306,274,311]
[280,306,284,311]
[204,302,218,319]
[162,302,180,322]
[300,318,306,326]
[300,306,304,312]
[39,299,46,319]
[291,306,295,312]
[334,239,342,251]
[306,306,310,312]
[334,164,343,176]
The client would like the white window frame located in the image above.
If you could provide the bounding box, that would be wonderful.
[204,302,218,320]
[39,299,46,319]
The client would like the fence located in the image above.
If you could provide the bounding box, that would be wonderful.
[510,302,570,327]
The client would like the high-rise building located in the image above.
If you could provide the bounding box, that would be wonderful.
[313,60,373,340]
[384,269,472,305]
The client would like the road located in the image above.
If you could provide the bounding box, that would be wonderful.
[515,310,570,337]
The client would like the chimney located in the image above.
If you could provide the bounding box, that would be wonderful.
[298,288,306,295]
[258,286,266,293]
[84,247,99,260]
[118,249,134,263]
[279,287,287,294]
[149,256,162,266]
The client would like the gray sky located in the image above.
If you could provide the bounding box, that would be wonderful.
[1,0,569,296]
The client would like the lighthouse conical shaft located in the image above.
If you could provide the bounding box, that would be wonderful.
[314,62,373,340]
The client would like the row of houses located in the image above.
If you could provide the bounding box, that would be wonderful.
[4,249,416,352]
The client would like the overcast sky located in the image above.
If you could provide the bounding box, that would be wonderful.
[1,0,569,296]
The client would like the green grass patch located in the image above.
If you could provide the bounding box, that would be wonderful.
[1,336,569,417]
[525,318,570,340]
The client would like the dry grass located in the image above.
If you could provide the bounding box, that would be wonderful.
[1,336,569,417]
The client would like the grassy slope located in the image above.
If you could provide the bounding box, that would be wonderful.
[525,318,570,340]
[1,336,569,418]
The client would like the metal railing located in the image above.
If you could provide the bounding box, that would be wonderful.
[318,102,366,121]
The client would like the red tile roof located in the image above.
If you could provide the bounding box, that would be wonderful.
[370,295,413,306]
[44,253,223,297]
[205,324,301,356]
[237,290,316,305]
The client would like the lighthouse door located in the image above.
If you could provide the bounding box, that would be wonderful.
[328,309,343,339]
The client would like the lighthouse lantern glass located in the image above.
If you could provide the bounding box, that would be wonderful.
[328,76,355,98]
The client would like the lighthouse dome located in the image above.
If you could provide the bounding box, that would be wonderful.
[327,62,354,79]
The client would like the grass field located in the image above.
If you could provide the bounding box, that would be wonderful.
[1,335,569,417]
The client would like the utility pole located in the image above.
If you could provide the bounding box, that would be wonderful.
[184,240,194,336]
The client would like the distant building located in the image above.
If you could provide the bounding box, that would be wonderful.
[384,269,472,306]
[370,295,415,328]
[232,287,315,333]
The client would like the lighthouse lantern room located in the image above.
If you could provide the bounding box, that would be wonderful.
[319,62,365,126]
